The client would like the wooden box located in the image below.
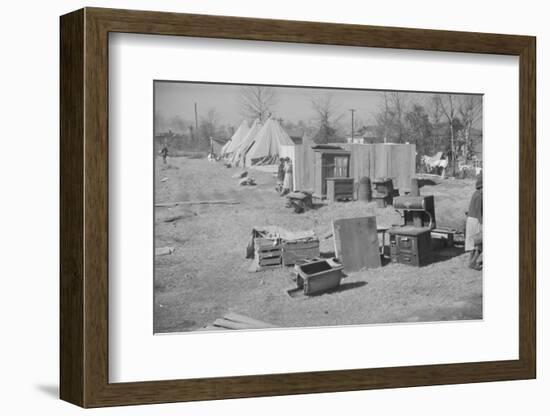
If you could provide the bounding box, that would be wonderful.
[294,259,344,295]
[389,226,432,267]
[282,239,320,266]
[326,177,354,202]
[254,237,282,268]
[431,228,455,248]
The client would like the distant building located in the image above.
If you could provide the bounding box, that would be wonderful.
[346,137,366,144]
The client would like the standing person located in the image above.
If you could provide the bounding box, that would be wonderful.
[282,158,293,196]
[159,144,168,164]
[276,158,286,194]
[465,174,483,270]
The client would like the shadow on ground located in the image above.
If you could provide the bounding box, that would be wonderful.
[35,384,58,399]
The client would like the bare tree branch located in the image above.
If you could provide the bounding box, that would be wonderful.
[310,94,343,143]
[238,86,278,122]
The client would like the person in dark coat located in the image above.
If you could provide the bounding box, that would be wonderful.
[465,174,483,270]
[159,145,168,164]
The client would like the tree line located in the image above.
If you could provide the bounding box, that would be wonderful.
[155,86,482,169]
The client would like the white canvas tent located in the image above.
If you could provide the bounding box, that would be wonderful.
[231,119,262,166]
[245,117,295,165]
[223,120,250,156]
[220,140,231,156]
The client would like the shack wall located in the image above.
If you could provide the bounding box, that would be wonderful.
[340,143,416,191]
[293,143,416,193]
[293,143,316,192]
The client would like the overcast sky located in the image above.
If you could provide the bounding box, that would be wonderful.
[154,81,482,131]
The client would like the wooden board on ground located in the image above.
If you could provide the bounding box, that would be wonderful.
[155,199,240,207]
[332,216,381,272]
[223,312,276,328]
[202,313,275,331]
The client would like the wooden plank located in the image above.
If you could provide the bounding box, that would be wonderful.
[213,317,273,330]
[254,238,281,248]
[258,250,282,257]
[224,313,276,328]
[283,241,320,250]
[332,216,381,272]
[196,325,226,332]
[212,318,252,330]
[155,200,240,207]
[258,257,282,266]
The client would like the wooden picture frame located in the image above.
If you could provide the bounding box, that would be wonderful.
[60,7,536,408]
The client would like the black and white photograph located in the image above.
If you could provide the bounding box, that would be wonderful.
[153,81,483,334]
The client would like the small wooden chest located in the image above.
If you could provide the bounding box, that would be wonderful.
[389,226,432,267]
[326,177,354,202]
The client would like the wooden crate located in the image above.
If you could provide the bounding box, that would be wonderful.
[282,239,320,266]
[254,237,282,268]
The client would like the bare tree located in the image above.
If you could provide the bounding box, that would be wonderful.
[310,93,343,143]
[239,86,278,122]
[434,94,457,174]
[389,92,408,142]
[458,96,482,160]
[373,92,407,143]
[430,95,443,125]
[375,92,395,143]
[199,108,220,140]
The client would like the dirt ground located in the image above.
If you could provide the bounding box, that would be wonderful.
[154,156,482,333]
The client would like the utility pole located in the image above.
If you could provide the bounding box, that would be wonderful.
[194,102,198,130]
[349,109,356,142]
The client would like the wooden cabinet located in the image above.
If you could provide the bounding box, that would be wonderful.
[326,177,354,202]
[312,148,351,197]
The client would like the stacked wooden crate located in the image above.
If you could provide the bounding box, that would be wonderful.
[254,237,282,270]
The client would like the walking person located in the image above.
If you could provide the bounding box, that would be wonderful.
[159,144,168,164]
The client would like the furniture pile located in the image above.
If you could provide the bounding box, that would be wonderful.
[247,226,320,272]
[372,177,396,207]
